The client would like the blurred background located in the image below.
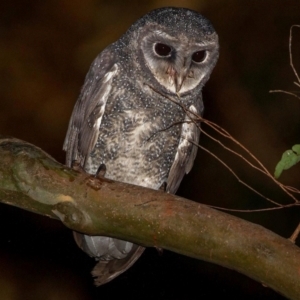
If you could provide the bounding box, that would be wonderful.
[0,0,300,299]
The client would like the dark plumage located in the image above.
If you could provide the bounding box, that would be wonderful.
[63,7,219,285]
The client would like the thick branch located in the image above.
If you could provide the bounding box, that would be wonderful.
[0,136,299,299]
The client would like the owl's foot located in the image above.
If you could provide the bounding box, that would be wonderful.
[159,182,167,192]
[95,164,107,178]
[71,160,85,173]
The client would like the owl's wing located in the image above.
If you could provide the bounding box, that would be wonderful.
[64,49,145,286]
[166,104,201,194]
[63,48,118,167]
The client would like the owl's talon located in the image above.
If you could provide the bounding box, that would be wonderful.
[95,164,107,178]
[159,182,167,192]
[71,160,85,173]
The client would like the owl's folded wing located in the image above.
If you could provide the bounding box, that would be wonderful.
[166,104,201,194]
[63,48,118,168]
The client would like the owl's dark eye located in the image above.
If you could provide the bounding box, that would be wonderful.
[192,50,207,63]
[154,43,172,56]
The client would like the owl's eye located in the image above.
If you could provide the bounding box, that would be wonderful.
[192,50,207,63]
[154,43,172,57]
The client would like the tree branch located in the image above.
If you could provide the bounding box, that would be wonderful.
[0,136,299,299]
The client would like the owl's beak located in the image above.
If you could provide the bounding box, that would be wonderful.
[174,58,190,92]
[174,71,187,93]
[175,75,183,92]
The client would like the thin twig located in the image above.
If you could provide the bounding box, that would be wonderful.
[289,25,300,85]
[145,82,300,212]
[269,90,300,100]
[209,202,300,213]
[199,118,300,201]
[269,25,300,98]
[196,142,283,207]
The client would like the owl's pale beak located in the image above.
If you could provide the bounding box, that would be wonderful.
[174,57,190,92]
[175,75,183,92]
[174,71,187,93]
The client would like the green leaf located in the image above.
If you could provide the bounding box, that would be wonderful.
[274,144,300,178]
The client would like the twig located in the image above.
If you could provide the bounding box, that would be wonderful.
[269,25,300,97]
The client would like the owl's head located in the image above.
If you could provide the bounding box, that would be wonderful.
[123,7,219,95]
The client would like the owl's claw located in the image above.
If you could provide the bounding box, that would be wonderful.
[71,160,85,173]
[159,181,167,192]
[95,164,107,178]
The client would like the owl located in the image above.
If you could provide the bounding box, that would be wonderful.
[63,7,219,286]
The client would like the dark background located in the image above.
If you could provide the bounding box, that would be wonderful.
[0,1,300,299]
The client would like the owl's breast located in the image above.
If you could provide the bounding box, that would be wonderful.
[85,86,186,189]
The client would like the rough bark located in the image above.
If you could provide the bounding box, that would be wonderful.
[0,136,299,299]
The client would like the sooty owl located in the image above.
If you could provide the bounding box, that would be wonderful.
[63,7,219,286]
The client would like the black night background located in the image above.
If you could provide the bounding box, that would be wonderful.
[0,1,299,299]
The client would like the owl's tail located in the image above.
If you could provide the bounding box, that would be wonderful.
[73,232,145,286]
[92,245,145,286]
